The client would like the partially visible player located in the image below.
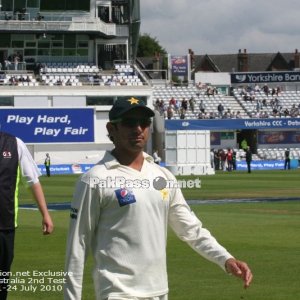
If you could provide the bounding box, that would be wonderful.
[0,131,54,300]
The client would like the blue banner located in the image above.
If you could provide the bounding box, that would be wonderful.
[258,131,300,144]
[171,55,188,76]
[0,108,94,143]
[165,118,300,130]
[236,160,298,170]
[231,71,300,84]
[38,164,94,175]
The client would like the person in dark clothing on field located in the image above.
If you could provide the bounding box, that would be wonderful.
[232,150,237,171]
[284,149,290,170]
[245,146,252,173]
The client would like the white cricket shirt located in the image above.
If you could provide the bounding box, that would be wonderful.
[16,137,41,185]
[64,152,233,300]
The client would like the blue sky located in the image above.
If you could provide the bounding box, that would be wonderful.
[140,0,300,55]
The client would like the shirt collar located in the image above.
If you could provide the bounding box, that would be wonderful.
[102,151,154,169]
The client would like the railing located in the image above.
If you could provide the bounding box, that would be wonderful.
[3,62,27,71]
[0,15,121,36]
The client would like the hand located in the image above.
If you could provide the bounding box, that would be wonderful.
[225,258,253,288]
[42,214,54,235]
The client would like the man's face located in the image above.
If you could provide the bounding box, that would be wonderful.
[108,109,152,153]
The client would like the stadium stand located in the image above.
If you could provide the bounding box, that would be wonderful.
[39,63,101,74]
[153,85,248,119]
[152,85,300,120]
[257,147,300,160]
[0,73,39,86]
[233,87,300,118]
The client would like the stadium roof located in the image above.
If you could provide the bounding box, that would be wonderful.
[192,49,299,73]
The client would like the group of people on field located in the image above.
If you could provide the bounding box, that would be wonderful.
[212,148,237,171]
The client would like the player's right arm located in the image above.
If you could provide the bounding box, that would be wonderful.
[64,174,100,300]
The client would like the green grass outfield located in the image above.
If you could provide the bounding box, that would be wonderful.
[9,169,300,299]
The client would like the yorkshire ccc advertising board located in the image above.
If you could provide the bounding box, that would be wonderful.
[0,108,94,143]
[231,71,300,84]
[165,118,300,131]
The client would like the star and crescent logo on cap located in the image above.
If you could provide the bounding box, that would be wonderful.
[127,97,139,105]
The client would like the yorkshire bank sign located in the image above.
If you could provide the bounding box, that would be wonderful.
[231,71,300,84]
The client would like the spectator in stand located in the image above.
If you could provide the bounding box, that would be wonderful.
[158,100,165,116]
[189,97,195,113]
[276,86,281,96]
[162,101,168,118]
[196,81,206,90]
[197,112,204,119]
[226,108,232,117]
[270,98,275,109]
[283,108,290,117]
[174,99,180,114]
[272,108,280,117]
[181,98,188,112]
[209,112,216,119]
[217,103,224,118]
[263,84,270,97]
[290,104,299,117]
[236,111,242,119]
[4,58,11,70]
[206,87,212,97]
[179,108,186,119]
[167,105,174,120]
[169,97,176,107]
[262,99,268,107]
[274,98,282,110]
[271,88,276,97]
[223,111,230,119]
[154,98,161,111]
[243,93,250,102]
[231,111,236,119]
[13,54,19,71]
[253,111,260,118]
[199,100,206,113]
[256,99,262,112]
